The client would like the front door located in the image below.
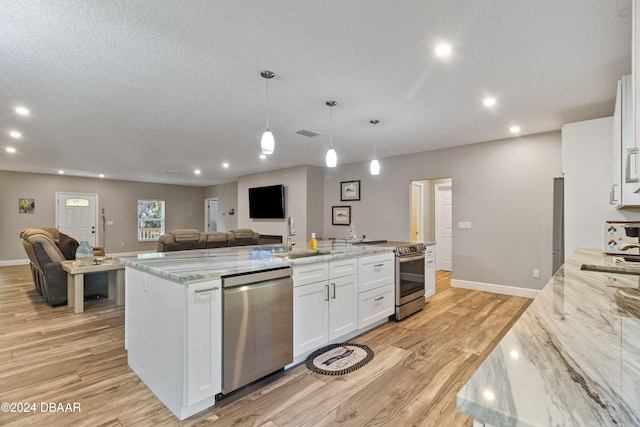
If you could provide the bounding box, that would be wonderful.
[56,192,99,246]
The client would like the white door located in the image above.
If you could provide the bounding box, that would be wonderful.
[56,192,99,246]
[435,184,452,271]
[205,198,218,232]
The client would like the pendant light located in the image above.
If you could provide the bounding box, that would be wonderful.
[260,70,275,155]
[325,101,337,167]
[369,119,380,175]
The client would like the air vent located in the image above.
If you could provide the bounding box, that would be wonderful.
[162,169,181,174]
[295,129,321,138]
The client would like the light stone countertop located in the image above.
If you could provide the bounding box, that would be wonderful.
[117,240,395,285]
[456,248,640,426]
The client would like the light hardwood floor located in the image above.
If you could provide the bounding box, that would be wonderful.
[0,264,531,426]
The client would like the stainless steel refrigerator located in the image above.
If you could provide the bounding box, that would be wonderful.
[552,177,564,274]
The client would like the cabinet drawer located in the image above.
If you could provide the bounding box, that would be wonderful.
[329,258,357,279]
[293,262,328,287]
[358,252,394,291]
[358,283,394,329]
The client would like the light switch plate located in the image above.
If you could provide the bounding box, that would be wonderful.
[458,221,471,229]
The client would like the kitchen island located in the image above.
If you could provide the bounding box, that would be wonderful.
[118,241,395,420]
[457,249,640,426]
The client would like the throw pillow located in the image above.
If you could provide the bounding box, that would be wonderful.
[57,232,79,260]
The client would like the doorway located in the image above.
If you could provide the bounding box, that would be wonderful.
[409,178,452,272]
[205,198,219,232]
[55,192,99,246]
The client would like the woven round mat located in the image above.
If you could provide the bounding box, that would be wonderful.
[305,343,374,376]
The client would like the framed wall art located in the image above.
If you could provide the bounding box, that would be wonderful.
[340,180,360,201]
[19,198,35,214]
[332,206,351,225]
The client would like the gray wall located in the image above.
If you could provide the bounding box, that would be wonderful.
[323,131,562,290]
[1,171,204,262]
[203,181,238,232]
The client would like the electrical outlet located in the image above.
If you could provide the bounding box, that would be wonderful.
[106,220,114,225]
[533,269,540,278]
[121,242,126,248]
[458,221,472,229]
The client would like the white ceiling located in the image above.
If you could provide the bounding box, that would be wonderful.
[0,0,633,186]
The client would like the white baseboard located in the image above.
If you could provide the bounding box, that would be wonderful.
[0,259,30,267]
[451,278,539,299]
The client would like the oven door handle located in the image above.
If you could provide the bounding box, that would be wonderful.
[398,253,425,263]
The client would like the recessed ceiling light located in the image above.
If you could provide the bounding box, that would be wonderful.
[259,154,266,160]
[510,126,521,134]
[99,173,105,178]
[15,106,29,116]
[58,170,65,174]
[194,169,201,175]
[6,147,16,153]
[9,131,21,138]
[435,43,452,58]
[222,162,229,168]
[483,97,496,107]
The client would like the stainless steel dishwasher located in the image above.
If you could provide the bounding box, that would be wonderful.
[220,267,293,397]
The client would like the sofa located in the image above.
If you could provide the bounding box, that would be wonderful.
[19,228,108,307]
[157,228,261,252]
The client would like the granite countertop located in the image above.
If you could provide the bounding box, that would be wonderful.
[456,249,640,426]
[117,240,394,285]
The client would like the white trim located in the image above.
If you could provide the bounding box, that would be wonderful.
[450,278,539,299]
[0,259,30,267]
[410,182,424,241]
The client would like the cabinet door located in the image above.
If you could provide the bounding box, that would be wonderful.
[328,275,358,341]
[186,280,222,406]
[293,281,329,357]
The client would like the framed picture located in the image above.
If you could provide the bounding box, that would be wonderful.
[340,180,360,201]
[332,206,351,225]
[18,198,35,214]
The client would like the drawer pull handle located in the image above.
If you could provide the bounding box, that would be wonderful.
[373,263,384,267]
[374,296,384,301]
[195,286,219,293]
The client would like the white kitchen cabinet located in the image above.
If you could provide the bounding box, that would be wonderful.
[293,258,358,358]
[358,283,394,328]
[425,245,436,299]
[293,280,329,356]
[358,252,395,292]
[611,74,640,207]
[186,281,221,406]
[125,268,221,420]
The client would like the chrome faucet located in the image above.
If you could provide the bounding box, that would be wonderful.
[287,216,296,252]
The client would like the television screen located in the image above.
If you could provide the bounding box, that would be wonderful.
[248,184,285,219]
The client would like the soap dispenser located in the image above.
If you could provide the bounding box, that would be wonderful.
[310,233,318,250]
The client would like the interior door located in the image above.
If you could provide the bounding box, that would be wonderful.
[56,192,98,246]
[205,198,218,232]
[435,184,452,271]
[410,182,424,241]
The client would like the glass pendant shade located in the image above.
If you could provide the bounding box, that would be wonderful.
[326,147,337,167]
[370,159,380,175]
[261,129,274,154]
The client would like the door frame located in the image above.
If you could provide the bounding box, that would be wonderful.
[55,192,100,246]
[434,183,452,271]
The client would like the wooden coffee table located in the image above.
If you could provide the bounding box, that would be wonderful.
[61,260,125,313]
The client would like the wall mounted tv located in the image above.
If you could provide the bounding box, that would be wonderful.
[248,184,285,219]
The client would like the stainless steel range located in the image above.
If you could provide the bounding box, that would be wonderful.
[358,240,427,320]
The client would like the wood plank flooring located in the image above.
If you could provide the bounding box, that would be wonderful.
[0,264,531,426]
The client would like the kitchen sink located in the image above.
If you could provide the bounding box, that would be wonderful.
[580,264,640,275]
[272,250,331,259]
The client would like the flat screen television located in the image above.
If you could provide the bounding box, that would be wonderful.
[248,184,285,219]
